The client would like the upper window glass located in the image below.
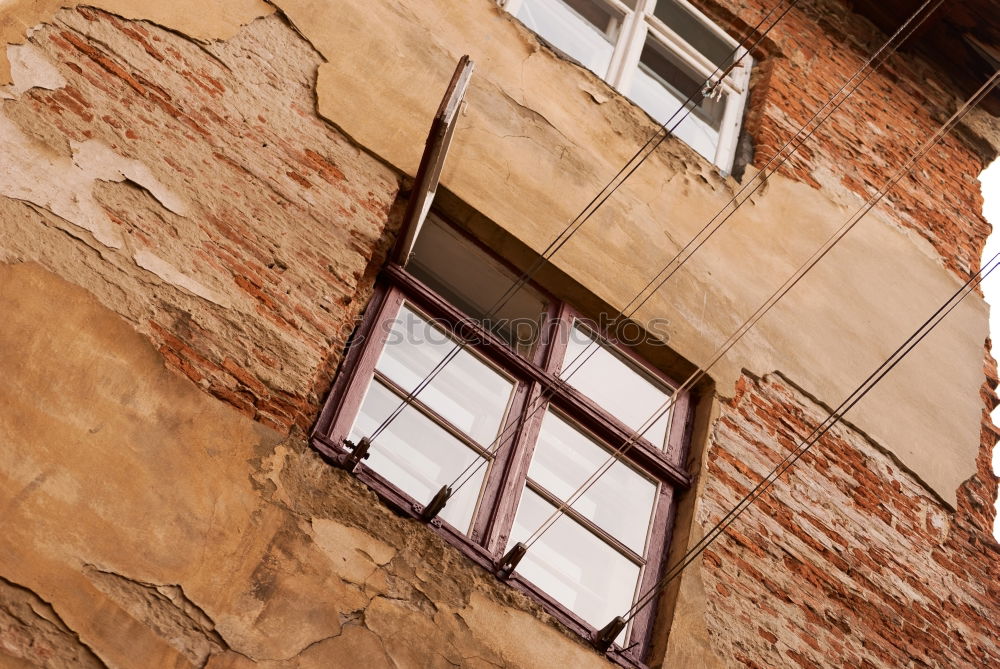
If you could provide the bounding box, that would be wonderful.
[407,214,550,356]
[503,0,751,172]
[514,0,629,76]
[651,0,733,67]
[561,321,673,448]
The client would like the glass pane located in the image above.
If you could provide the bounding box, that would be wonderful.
[407,215,549,356]
[652,0,734,68]
[515,0,625,77]
[377,304,514,446]
[627,36,726,164]
[561,322,673,448]
[508,489,639,644]
[528,411,656,553]
[350,379,488,533]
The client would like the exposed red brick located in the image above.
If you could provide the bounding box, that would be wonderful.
[698,370,1000,668]
[701,0,992,280]
[60,30,148,96]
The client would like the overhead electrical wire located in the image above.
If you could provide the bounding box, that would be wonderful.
[514,69,1000,575]
[365,0,799,443]
[443,0,944,503]
[616,242,1000,641]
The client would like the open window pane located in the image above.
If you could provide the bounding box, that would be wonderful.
[627,35,726,163]
[350,379,487,533]
[407,215,549,356]
[560,322,673,448]
[528,410,656,553]
[652,0,734,68]
[508,488,639,643]
[514,0,625,77]
[376,303,515,445]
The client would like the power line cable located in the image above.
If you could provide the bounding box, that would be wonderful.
[444,0,943,504]
[613,245,1000,644]
[509,67,999,588]
[364,0,798,443]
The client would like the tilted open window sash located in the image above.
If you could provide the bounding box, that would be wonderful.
[392,55,475,265]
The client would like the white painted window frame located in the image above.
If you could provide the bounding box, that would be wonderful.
[501,0,752,172]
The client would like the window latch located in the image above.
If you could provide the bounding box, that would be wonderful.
[593,616,627,652]
[420,485,452,522]
[496,541,527,579]
[335,437,371,473]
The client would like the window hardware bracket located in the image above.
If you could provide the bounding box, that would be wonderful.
[593,616,627,652]
[333,437,371,473]
[496,541,527,579]
[420,485,452,522]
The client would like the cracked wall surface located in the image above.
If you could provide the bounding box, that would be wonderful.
[274,0,992,505]
[0,1,997,668]
[662,370,1000,667]
[0,261,621,668]
[0,6,398,433]
[0,576,104,668]
[0,0,990,507]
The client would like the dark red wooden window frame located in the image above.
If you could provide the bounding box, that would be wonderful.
[311,227,694,667]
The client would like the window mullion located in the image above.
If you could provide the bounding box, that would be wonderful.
[481,381,549,555]
[712,49,752,169]
[627,484,678,656]
[318,286,403,451]
[609,4,648,89]
[645,20,728,87]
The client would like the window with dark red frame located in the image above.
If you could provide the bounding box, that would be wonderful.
[312,214,693,662]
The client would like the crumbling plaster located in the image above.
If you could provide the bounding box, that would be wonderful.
[0,0,988,511]
[0,1,997,667]
[289,0,991,507]
[0,0,273,83]
[0,9,628,666]
[0,262,619,668]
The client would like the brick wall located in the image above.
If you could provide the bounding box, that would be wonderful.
[0,3,996,668]
[702,0,993,279]
[697,367,999,667]
[0,7,399,433]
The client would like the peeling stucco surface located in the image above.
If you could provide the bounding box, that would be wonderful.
[0,1,996,668]
[0,262,620,668]
[0,0,988,511]
[674,371,1000,667]
[0,6,399,431]
[0,0,272,82]
[0,575,105,668]
[275,0,989,505]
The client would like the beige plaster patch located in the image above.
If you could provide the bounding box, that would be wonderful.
[1,41,62,96]
[0,0,272,82]
[273,0,989,506]
[0,42,187,251]
[310,519,397,585]
[132,249,231,307]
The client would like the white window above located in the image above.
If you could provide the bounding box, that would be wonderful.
[502,0,752,172]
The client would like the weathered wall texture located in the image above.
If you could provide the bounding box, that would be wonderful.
[0,6,397,432]
[0,1,997,668]
[277,0,991,505]
[0,6,625,668]
[660,371,1000,668]
[734,0,996,279]
[0,262,620,669]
